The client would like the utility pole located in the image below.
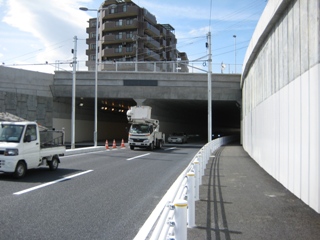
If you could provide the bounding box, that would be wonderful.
[71,36,77,149]
[207,32,212,142]
[233,35,237,73]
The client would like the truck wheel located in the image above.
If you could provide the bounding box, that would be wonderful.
[156,140,162,149]
[14,161,27,178]
[130,146,134,150]
[49,156,59,171]
[148,142,154,151]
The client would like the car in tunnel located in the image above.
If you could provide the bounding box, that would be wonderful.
[167,132,188,143]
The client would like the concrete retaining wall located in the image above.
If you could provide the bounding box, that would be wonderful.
[53,71,242,102]
[241,0,320,213]
[0,66,54,127]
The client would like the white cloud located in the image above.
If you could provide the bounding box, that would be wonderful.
[189,26,210,37]
[138,1,211,22]
[1,0,94,72]
[0,0,266,73]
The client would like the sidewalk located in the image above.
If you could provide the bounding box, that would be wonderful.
[188,145,320,240]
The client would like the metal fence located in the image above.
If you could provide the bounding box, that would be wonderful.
[40,129,65,148]
[80,60,241,74]
[134,136,237,240]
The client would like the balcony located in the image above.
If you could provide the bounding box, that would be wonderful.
[86,49,95,56]
[102,19,138,32]
[102,34,123,44]
[102,47,135,59]
[143,48,160,61]
[86,26,96,34]
[144,22,160,37]
[86,38,95,45]
[143,9,156,24]
[102,6,139,20]
[85,60,95,71]
[143,37,160,50]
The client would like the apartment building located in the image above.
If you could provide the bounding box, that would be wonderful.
[84,0,188,72]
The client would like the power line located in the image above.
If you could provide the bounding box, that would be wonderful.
[3,38,72,64]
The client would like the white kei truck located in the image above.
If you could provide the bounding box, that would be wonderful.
[0,113,66,178]
[127,106,165,150]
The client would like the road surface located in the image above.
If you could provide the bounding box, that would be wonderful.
[0,143,202,240]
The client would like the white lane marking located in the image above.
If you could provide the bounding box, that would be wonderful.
[164,147,177,151]
[62,150,107,158]
[127,153,150,161]
[13,170,93,195]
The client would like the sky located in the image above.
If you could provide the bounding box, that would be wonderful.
[0,0,267,74]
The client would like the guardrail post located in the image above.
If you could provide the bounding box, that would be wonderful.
[196,155,202,185]
[193,159,200,200]
[187,171,195,228]
[207,144,210,164]
[174,200,188,240]
[201,153,205,176]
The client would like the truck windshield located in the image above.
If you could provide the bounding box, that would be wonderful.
[0,124,24,143]
[129,124,151,134]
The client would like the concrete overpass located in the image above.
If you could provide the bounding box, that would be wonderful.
[52,71,241,140]
[53,71,241,102]
[0,65,241,143]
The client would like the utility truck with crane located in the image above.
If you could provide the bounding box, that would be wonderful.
[127,106,165,150]
[0,112,65,178]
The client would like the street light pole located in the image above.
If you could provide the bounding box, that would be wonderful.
[80,7,99,147]
[233,35,236,73]
[94,10,99,147]
[80,4,117,147]
[207,32,212,143]
[71,36,77,149]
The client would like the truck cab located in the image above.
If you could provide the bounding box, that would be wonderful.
[127,106,165,150]
[0,120,65,178]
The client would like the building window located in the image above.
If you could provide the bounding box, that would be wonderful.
[90,55,96,61]
[116,19,123,26]
[126,31,133,39]
[90,43,96,50]
[126,45,133,52]
[116,32,123,40]
[123,5,127,12]
[126,19,133,25]
[90,32,96,39]
[115,45,122,53]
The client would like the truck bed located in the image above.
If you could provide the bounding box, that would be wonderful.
[40,145,66,158]
[39,130,65,156]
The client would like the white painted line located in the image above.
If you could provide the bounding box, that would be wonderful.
[164,147,177,151]
[133,163,188,240]
[13,170,93,195]
[127,153,150,161]
[62,150,107,158]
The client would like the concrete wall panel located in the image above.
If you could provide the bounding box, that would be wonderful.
[309,64,320,211]
[292,76,301,197]
[300,68,310,204]
[241,0,320,212]
[279,85,289,187]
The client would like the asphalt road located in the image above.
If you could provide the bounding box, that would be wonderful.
[0,143,202,240]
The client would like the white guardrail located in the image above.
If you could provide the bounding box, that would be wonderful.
[134,136,237,240]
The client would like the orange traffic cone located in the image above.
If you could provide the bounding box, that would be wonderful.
[112,139,117,149]
[121,139,125,148]
[105,140,109,150]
